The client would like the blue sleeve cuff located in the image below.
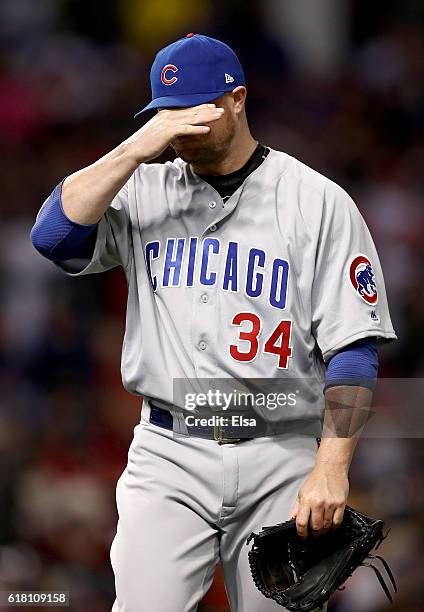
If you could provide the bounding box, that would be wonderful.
[325,337,379,391]
[30,180,98,261]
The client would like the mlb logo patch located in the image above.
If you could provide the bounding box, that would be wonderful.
[349,255,378,305]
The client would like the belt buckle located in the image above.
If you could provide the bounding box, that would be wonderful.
[213,421,241,445]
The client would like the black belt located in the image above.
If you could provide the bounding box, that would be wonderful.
[148,403,257,444]
[147,403,322,443]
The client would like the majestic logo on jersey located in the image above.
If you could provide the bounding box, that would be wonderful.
[349,255,378,305]
[145,238,290,311]
[161,64,178,85]
[370,310,380,322]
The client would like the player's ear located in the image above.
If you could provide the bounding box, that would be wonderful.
[231,86,247,115]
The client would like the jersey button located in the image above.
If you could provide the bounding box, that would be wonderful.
[201,294,209,303]
[208,201,217,209]
[199,341,207,350]
[209,224,217,232]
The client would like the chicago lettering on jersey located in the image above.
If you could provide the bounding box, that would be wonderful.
[145,238,290,310]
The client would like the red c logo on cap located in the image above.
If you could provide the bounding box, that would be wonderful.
[161,64,178,85]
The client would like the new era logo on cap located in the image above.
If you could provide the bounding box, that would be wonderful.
[134,34,246,116]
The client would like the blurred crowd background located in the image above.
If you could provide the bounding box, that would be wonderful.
[0,0,423,610]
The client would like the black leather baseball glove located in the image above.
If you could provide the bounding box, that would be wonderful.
[247,505,397,611]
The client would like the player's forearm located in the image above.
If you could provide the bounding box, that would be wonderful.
[290,384,372,537]
[315,385,373,472]
[61,104,225,225]
[61,142,140,225]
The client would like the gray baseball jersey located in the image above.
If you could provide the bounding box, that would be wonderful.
[57,148,396,417]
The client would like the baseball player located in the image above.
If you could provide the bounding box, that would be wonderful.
[31,34,396,612]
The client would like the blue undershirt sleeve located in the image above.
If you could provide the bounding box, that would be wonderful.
[30,180,98,261]
[325,337,379,391]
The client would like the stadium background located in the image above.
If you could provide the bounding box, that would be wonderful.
[0,0,423,610]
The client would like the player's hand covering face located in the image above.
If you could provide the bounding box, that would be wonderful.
[124,104,225,165]
[169,95,237,165]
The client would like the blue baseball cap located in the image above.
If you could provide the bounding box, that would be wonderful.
[134,33,245,117]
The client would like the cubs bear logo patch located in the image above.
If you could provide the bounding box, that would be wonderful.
[349,255,378,305]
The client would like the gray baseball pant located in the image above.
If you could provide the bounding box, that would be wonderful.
[110,405,325,612]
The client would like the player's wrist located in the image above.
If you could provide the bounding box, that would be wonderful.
[314,444,353,474]
[118,141,150,167]
[313,460,350,479]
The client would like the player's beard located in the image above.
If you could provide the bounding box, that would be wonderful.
[171,118,237,167]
